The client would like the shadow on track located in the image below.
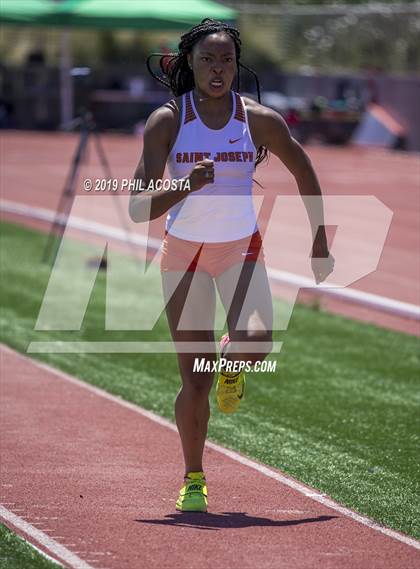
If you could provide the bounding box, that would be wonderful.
[135,512,337,531]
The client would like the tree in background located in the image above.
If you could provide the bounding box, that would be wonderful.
[228,1,420,74]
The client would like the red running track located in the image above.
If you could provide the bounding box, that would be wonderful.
[1,345,419,569]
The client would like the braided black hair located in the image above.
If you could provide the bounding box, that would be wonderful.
[146,18,268,167]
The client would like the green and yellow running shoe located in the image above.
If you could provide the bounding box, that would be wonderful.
[216,369,246,413]
[216,334,246,414]
[176,471,208,512]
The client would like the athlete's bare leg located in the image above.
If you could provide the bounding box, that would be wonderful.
[161,269,216,475]
[216,261,273,363]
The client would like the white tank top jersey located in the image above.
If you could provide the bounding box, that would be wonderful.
[166,90,258,243]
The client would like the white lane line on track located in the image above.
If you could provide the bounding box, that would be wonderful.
[0,505,93,569]
[1,198,419,321]
[1,343,419,553]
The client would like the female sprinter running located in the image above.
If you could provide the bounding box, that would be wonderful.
[129,19,334,513]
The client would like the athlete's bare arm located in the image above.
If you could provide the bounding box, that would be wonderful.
[129,101,214,222]
[245,98,334,282]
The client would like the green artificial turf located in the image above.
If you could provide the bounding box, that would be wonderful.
[1,221,419,546]
[0,524,60,569]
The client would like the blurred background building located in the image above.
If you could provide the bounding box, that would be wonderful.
[1,0,419,150]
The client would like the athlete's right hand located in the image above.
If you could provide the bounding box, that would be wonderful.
[188,159,214,192]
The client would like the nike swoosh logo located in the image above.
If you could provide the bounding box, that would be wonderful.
[229,137,241,144]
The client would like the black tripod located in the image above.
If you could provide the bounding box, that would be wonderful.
[42,111,139,267]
